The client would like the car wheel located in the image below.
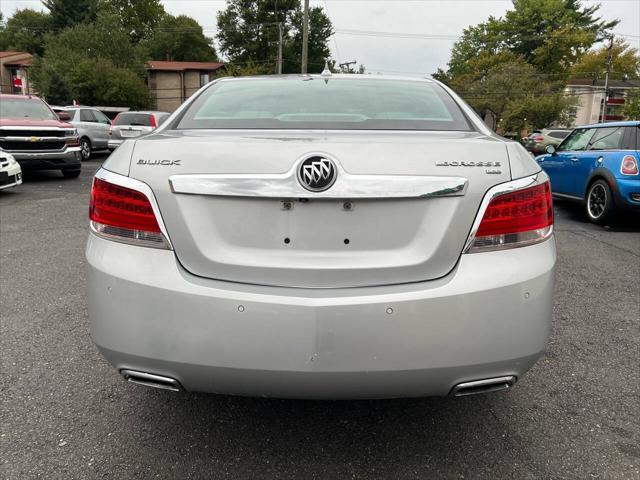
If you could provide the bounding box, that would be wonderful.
[62,169,81,179]
[80,137,92,161]
[586,179,614,224]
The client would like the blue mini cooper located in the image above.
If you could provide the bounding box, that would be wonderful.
[536,121,640,224]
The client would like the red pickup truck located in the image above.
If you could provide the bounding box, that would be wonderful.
[0,94,82,178]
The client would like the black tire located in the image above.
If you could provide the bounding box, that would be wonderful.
[585,179,615,225]
[62,169,81,179]
[80,137,92,161]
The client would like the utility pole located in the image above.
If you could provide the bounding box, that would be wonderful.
[600,35,614,123]
[276,22,283,74]
[301,0,309,73]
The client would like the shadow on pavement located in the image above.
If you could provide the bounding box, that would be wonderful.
[118,388,524,476]
[553,198,640,232]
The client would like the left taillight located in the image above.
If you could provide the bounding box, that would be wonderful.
[89,175,170,249]
[465,179,553,253]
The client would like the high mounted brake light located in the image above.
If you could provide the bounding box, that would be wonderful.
[89,173,171,249]
[465,177,553,253]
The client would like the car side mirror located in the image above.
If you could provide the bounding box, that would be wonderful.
[545,144,556,155]
[57,111,71,121]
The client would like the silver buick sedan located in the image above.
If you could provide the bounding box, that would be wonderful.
[86,75,555,399]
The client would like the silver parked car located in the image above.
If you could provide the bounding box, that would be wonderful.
[524,128,572,155]
[107,111,170,151]
[87,75,556,399]
[59,107,112,160]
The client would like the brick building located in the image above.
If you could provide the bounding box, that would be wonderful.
[0,51,33,95]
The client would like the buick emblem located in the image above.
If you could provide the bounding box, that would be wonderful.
[298,156,337,192]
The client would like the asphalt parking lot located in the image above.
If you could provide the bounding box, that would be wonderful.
[1,156,639,479]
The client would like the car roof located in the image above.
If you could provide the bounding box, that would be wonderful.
[117,111,169,115]
[580,120,640,129]
[0,93,44,100]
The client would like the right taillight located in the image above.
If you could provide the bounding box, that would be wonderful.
[89,175,170,249]
[621,155,638,175]
[465,180,553,253]
[533,136,545,142]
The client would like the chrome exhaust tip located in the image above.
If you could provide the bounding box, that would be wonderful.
[120,369,183,392]
[451,376,516,397]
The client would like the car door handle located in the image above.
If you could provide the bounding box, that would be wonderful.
[570,157,579,163]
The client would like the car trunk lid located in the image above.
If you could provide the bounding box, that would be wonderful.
[129,130,510,288]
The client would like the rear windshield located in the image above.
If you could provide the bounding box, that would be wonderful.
[175,78,472,131]
[0,97,57,121]
[114,113,153,126]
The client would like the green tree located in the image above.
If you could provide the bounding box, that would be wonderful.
[0,12,9,50]
[437,17,506,79]
[43,0,99,30]
[148,14,218,61]
[501,94,577,132]
[500,0,618,73]
[571,39,640,80]
[216,0,333,74]
[448,54,541,125]
[436,0,618,79]
[2,9,52,56]
[101,0,166,43]
[31,13,151,108]
[623,89,640,120]
[433,0,612,130]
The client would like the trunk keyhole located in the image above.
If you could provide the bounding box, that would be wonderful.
[344,238,350,245]
[284,237,291,244]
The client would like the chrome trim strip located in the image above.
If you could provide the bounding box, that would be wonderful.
[1,136,71,141]
[93,168,173,250]
[2,146,81,156]
[463,172,550,253]
[0,126,72,131]
[169,155,468,199]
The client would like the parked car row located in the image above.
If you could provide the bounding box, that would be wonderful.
[51,106,170,159]
[0,93,169,190]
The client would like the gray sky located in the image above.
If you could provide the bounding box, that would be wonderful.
[2,0,639,74]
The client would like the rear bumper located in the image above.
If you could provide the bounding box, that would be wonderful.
[87,235,556,399]
[614,177,640,210]
[8,147,81,171]
[107,139,124,150]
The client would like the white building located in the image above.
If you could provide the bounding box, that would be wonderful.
[565,78,640,126]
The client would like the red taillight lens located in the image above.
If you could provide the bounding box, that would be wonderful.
[466,181,553,253]
[150,115,157,128]
[534,136,544,142]
[621,155,638,175]
[89,177,169,248]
